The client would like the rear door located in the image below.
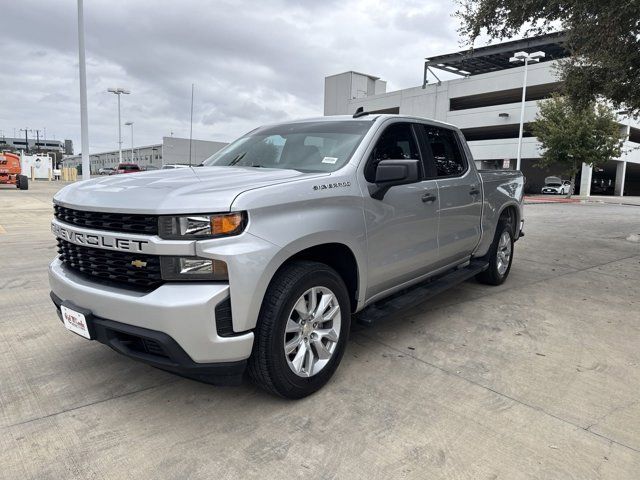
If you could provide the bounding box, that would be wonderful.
[419,125,482,267]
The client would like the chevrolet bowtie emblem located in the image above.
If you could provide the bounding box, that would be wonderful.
[131,259,147,268]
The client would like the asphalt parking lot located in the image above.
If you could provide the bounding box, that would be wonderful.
[1,181,639,479]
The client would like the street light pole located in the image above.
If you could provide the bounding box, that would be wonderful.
[107,87,130,164]
[77,0,90,180]
[125,121,134,161]
[515,56,529,171]
[117,94,122,161]
[509,51,545,171]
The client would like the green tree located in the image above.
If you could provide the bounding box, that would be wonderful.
[532,95,624,195]
[455,0,640,115]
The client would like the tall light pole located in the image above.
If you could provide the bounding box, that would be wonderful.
[509,50,545,171]
[107,87,130,163]
[77,0,90,180]
[124,121,134,161]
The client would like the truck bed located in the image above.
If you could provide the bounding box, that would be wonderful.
[475,169,525,256]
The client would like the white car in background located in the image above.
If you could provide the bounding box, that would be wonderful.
[541,176,571,195]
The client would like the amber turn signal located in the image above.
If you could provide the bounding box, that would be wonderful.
[211,213,245,236]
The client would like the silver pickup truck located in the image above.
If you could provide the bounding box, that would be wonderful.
[49,114,524,398]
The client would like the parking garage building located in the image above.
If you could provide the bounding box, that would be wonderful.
[324,32,640,196]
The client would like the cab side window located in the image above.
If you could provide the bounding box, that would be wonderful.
[365,123,420,182]
[423,126,466,177]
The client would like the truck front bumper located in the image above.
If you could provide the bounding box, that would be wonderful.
[48,258,254,382]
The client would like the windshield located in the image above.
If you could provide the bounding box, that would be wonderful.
[202,121,373,172]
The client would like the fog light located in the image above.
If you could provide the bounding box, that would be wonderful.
[161,257,228,281]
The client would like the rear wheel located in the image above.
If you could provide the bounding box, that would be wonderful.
[18,175,28,190]
[248,261,350,398]
[476,221,514,286]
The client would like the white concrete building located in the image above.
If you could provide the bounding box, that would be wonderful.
[324,33,640,195]
[64,136,227,174]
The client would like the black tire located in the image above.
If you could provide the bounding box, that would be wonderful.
[476,220,514,286]
[248,261,351,398]
[18,175,28,190]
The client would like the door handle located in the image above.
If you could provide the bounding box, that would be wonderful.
[469,187,480,196]
[421,193,437,203]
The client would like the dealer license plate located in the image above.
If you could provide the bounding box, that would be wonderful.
[61,305,91,339]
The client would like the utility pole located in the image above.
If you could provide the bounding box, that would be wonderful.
[20,128,32,154]
[34,129,42,152]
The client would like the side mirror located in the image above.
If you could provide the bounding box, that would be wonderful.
[370,159,420,200]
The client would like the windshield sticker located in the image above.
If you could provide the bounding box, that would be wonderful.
[322,157,338,164]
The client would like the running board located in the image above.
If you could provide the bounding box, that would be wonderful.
[355,260,489,326]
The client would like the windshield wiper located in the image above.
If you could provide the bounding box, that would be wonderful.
[228,152,247,166]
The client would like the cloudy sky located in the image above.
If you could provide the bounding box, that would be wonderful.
[1,0,465,154]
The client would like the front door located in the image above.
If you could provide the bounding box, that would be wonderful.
[361,122,440,299]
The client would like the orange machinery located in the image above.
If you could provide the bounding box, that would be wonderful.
[0,152,28,190]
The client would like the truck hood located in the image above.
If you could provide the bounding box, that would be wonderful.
[54,166,327,214]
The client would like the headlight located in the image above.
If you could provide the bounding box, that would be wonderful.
[161,256,228,281]
[159,212,246,239]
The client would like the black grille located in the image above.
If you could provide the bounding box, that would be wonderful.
[142,338,167,356]
[57,238,163,290]
[54,205,158,235]
[215,298,234,337]
[111,331,169,359]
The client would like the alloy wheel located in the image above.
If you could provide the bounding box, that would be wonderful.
[283,286,341,377]
[496,231,512,276]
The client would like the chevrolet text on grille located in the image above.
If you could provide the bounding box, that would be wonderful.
[51,223,149,252]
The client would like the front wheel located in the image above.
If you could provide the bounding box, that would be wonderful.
[476,221,514,286]
[248,261,351,398]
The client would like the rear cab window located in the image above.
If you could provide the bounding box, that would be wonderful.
[421,125,467,178]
